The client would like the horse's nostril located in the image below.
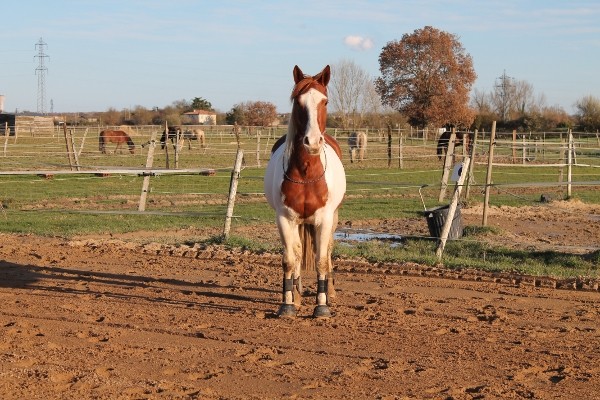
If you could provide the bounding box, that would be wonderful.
[303,136,310,145]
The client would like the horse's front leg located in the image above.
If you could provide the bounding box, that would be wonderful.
[313,215,336,318]
[276,216,302,318]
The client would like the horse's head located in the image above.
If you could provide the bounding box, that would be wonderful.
[289,65,330,156]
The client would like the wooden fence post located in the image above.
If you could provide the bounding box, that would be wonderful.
[482,121,496,227]
[138,129,159,212]
[223,149,244,239]
[398,130,403,169]
[164,122,170,169]
[387,124,392,168]
[256,131,261,167]
[512,129,517,163]
[63,123,75,170]
[522,135,526,165]
[435,156,471,261]
[438,128,456,202]
[567,129,573,198]
[69,129,81,171]
[464,129,477,200]
[77,128,89,158]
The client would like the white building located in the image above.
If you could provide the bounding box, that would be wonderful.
[181,109,217,125]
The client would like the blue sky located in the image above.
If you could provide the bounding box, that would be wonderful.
[1,0,599,115]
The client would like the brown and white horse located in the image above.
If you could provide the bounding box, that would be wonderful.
[264,65,346,318]
[348,131,367,163]
[99,130,135,154]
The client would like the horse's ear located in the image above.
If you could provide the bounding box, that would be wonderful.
[315,65,331,87]
[293,65,305,84]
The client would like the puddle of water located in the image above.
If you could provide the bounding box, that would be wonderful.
[334,228,404,247]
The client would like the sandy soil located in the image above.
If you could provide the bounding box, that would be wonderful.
[1,200,599,399]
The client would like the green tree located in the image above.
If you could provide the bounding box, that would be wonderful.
[190,97,213,111]
[226,103,247,125]
[376,26,477,129]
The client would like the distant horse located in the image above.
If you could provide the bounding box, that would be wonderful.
[264,65,346,318]
[99,130,135,154]
[437,130,469,160]
[348,131,367,163]
[160,126,205,150]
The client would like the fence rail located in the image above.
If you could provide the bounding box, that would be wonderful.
[1,124,599,248]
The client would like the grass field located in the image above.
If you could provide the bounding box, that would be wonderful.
[1,126,599,279]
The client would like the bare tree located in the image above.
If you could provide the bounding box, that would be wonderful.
[329,59,374,128]
[376,26,477,129]
[471,88,493,114]
[575,95,600,131]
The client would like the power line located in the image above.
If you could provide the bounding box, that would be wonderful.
[35,37,49,115]
[494,70,514,122]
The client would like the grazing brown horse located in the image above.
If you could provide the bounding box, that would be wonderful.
[99,130,135,154]
[437,130,469,160]
[264,65,346,318]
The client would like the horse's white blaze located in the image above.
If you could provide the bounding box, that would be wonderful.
[299,89,326,154]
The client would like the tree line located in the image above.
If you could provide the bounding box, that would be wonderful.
[61,25,600,133]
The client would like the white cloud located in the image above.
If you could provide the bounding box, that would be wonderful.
[344,35,374,51]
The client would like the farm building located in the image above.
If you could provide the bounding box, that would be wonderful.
[0,113,54,136]
[181,109,217,125]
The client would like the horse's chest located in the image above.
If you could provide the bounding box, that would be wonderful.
[281,179,328,219]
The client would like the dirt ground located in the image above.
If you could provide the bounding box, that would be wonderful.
[1,200,599,399]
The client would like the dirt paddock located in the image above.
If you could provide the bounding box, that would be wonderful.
[1,200,599,399]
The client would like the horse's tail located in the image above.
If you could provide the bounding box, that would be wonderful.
[299,223,316,272]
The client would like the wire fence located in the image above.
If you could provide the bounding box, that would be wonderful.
[1,124,599,252]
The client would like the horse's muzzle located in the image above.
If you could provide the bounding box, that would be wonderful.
[303,134,324,155]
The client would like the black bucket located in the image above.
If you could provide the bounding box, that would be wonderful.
[422,204,463,239]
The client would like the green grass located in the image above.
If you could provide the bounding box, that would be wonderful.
[332,235,599,279]
[1,130,599,280]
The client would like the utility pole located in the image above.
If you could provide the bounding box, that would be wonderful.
[495,70,513,122]
[35,38,49,115]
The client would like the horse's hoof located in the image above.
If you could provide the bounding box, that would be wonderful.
[277,304,297,318]
[313,305,331,318]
